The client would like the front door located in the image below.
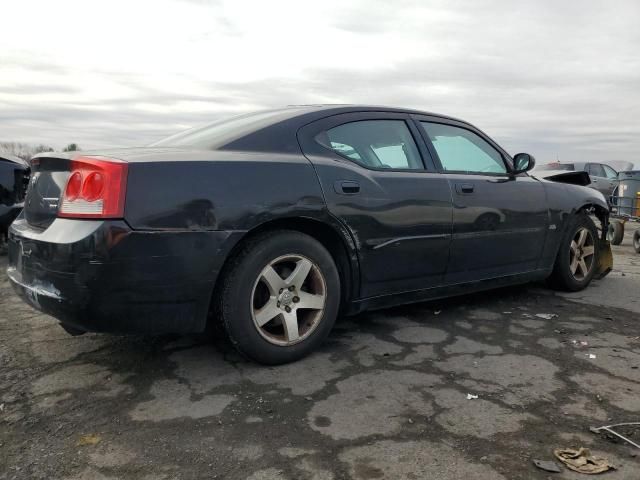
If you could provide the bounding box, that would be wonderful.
[587,163,617,198]
[298,112,453,298]
[415,118,549,283]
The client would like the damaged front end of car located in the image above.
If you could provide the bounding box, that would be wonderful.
[539,171,613,281]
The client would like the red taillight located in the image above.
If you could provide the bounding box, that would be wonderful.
[65,171,83,201]
[58,156,128,218]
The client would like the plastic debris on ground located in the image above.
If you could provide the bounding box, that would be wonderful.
[536,313,558,320]
[466,394,478,400]
[532,459,562,473]
[553,447,614,474]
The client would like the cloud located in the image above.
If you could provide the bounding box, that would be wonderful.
[0,0,639,163]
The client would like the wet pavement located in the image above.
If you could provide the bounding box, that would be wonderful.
[1,233,639,480]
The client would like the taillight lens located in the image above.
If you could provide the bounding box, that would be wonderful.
[58,156,128,218]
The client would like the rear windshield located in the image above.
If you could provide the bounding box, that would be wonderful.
[150,109,301,149]
[537,163,575,171]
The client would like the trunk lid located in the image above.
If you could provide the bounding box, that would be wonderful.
[24,154,75,229]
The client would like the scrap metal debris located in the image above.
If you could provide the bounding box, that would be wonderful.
[533,459,562,473]
[553,448,614,474]
[590,423,640,450]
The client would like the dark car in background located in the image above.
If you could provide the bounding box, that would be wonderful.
[0,151,30,246]
[6,105,612,364]
[535,161,619,198]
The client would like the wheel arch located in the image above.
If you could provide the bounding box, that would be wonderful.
[547,201,608,267]
[212,215,360,316]
[576,202,609,240]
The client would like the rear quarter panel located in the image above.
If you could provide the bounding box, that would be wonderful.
[124,153,326,231]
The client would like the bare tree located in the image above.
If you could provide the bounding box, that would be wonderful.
[63,143,81,152]
[0,141,54,160]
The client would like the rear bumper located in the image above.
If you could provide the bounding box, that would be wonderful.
[7,216,241,333]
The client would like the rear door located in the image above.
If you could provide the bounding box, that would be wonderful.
[414,116,549,283]
[298,112,453,299]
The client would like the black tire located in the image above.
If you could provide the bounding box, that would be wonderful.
[633,229,640,254]
[219,230,340,365]
[607,221,624,245]
[548,213,600,291]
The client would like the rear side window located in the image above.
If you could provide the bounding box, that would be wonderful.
[421,122,506,174]
[316,120,423,170]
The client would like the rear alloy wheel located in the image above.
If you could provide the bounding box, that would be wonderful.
[220,230,340,364]
[251,254,326,346]
[548,213,599,291]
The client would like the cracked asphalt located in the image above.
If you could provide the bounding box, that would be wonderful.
[1,231,639,480]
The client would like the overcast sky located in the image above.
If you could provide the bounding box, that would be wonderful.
[1,0,639,163]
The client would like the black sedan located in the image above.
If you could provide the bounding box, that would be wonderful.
[1,151,29,246]
[7,105,612,364]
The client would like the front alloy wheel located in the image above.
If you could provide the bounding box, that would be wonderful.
[251,254,326,346]
[548,213,600,292]
[569,227,595,280]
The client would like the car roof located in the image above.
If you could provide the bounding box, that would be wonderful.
[151,104,477,155]
[279,104,468,123]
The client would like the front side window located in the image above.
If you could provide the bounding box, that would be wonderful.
[421,122,507,174]
[602,164,618,179]
[317,120,423,170]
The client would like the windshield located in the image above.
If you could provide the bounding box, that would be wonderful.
[150,108,302,149]
[537,163,575,171]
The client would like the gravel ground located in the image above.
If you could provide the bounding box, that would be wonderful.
[1,232,639,480]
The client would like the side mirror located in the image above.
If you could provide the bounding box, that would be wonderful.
[513,153,536,173]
